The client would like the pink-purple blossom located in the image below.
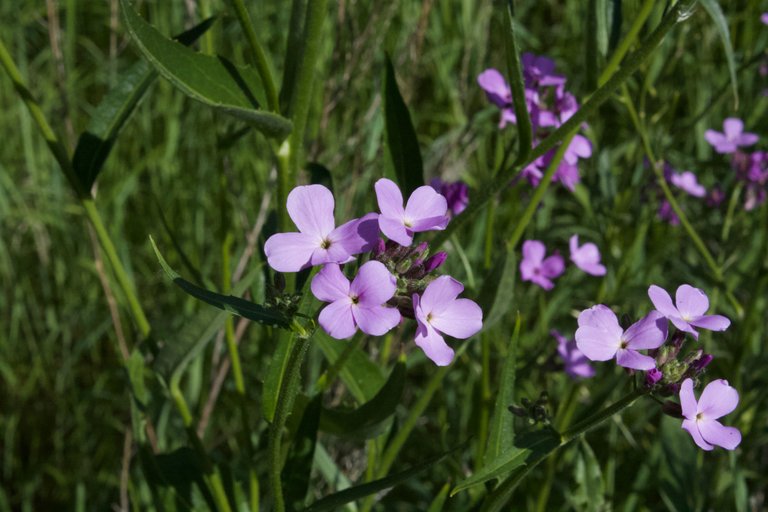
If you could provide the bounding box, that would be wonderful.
[311,261,401,339]
[412,276,483,366]
[669,171,706,197]
[704,118,758,154]
[520,240,565,290]
[569,235,606,276]
[552,330,594,379]
[680,378,741,451]
[762,12,768,25]
[575,306,667,370]
[648,284,730,340]
[521,53,566,88]
[431,178,470,216]
[375,178,449,246]
[264,185,378,272]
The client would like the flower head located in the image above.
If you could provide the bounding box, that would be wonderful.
[264,185,378,272]
[704,118,758,154]
[552,330,594,379]
[520,240,565,290]
[679,378,741,450]
[575,306,667,370]
[311,261,401,339]
[569,235,606,276]
[648,284,730,340]
[670,171,706,197]
[412,276,483,366]
[375,178,449,246]
[521,53,566,88]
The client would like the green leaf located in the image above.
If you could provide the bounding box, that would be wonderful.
[572,439,605,512]
[72,17,216,191]
[383,54,424,195]
[150,236,290,328]
[283,395,322,511]
[262,333,295,422]
[127,349,149,408]
[477,248,517,331]
[120,0,293,138]
[484,316,520,464]
[320,360,405,440]
[700,0,739,107]
[301,443,465,512]
[502,0,533,165]
[315,332,384,402]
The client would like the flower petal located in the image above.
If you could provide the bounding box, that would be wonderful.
[648,285,680,319]
[287,184,336,237]
[350,260,397,306]
[682,419,714,451]
[331,213,380,257]
[689,314,730,332]
[311,264,350,302]
[679,378,698,419]
[318,300,356,339]
[723,117,744,140]
[414,321,455,366]
[522,240,546,264]
[477,68,511,107]
[623,310,668,350]
[378,215,413,246]
[697,379,739,419]
[615,349,656,370]
[576,304,623,337]
[569,235,580,256]
[264,232,318,272]
[352,305,401,336]
[420,275,464,315]
[375,178,405,218]
[675,284,710,319]
[541,254,565,279]
[704,129,726,149]
[409,215,449,232]
[404,186,449,226]
[698,419,741,450]
[575,325,619,361]
[430,298,483,339]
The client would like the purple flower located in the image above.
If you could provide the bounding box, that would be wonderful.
[762,12,768,25]
[375,178,449,246]
[431,178,470,216]
[521,53,566,88]
[680,378,741,451]
[645,368,663,387]
[564,134,593,165]
[648,284,730,340]
[704,118,759,154]
[412,276,483,366]
[520,240,565,290]
[575,306,667,370]
[657,199,680,226]
[552,330,594,379]
[477,68,512,109]
[670,171,706,197]
[264,185,378,272]
[569,235,606,276]
[311,261,401,339]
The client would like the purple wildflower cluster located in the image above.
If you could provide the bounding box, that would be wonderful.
[264,180,483,366]
[520,235,606,290]
[477,53,592,191]
[574,283,740,451]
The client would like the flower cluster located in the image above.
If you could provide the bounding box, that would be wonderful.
[574,283,740,450]
[520,235,606,290]
[477,53,592,191]
[264,180,483,366]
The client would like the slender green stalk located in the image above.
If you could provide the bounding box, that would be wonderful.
[502,0,532,166]
[226,0,279,112]
[598,0,655,87]
[476,333,492,464]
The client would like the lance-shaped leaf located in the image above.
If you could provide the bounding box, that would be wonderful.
[700,0,739,107]
[150,236,290,328]
[121,0,292,138]
[72,17,216,192]
[283,395,322,511]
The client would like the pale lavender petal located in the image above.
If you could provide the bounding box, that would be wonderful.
[375,178,405,218]
[349,260,397,306]
[318,300,356,339]
[670,171,706,197]
[414,320,455,366]
[522,240,546,264]
[378,215,413,246]
[697,379,739,419]
[675,284,709,319]
[670,316,700,339]
[404,186,449,226]
[530,274,555,290]
[569,234,579,256]
[679,378,698,419]
[682,419,714,451]
[287,184,336,237]
[430,298,483,339]
[648,285,680,319]
[762,12,768,24]
[541,254,565,278]
[570,239,606,276]
[623,310,668,350]
[331,213,380,257]
[352,305,401,336]
[566,134,592,163]
[409,215,449,232]
[723,118,744,139]
[575,325,619,361]
[577,304,623,337]
[477,68,511,107]
[264,232,318,272]
[420,275,464,314]
[311,264,350,302]
[735,132,759,146]
[704,130,727,151]
[519,258,538,282]
[689,314,730,331]
[698,419,741,450]
[615,349,656,370]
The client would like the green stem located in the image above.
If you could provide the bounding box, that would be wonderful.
[502,0,532,165]
[268,335,311,512]
[226,0,279,112]
[598,0,655,87]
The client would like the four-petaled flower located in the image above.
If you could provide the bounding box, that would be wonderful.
[680,378,741,451]
[575,306,667,370]
[520,240,565,290]
[375,178,449,246]
[264,185,378,272]
[413,276,483,366]
[569,235,606,276]
[311,261,401,339]
[552,330,595,379]
[648,284,730,340]
[670,171,706,197]
[704,118,758,154]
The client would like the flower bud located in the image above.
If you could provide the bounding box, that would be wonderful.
[424,252,448,273]
[645,368,663,387]
[372,238,386,257]
[690,353,714,372]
